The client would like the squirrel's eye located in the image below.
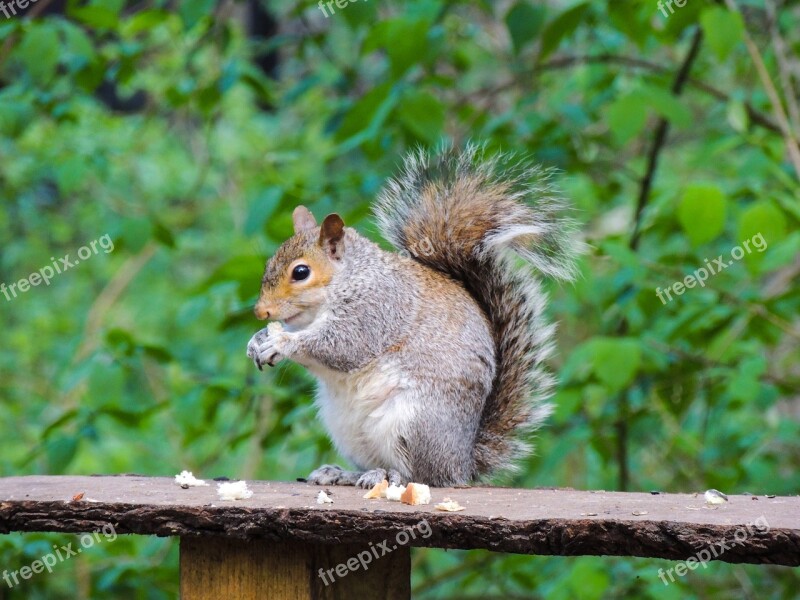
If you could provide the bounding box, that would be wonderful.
[291,264,311,282]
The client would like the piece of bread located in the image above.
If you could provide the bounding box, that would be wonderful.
[400,482,431,506]
[363,480,389,499]
[385,484,406,501]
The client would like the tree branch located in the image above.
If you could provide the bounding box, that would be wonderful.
[726,0,800,180]
[540,53,782,135]
[630,28,704,250]
[613,29,704,493]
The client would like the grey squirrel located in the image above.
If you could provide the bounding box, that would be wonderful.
[246,145,580,488]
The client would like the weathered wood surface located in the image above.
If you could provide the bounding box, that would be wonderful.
[0,476,798,566]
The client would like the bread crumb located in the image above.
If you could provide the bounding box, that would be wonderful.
[385,484,406,502]
[317,491,334,504]
[363,480,389,499]
[435,498,465,512]
[400,483,431,506]
[216,481,253,501]
[175,471,209,487]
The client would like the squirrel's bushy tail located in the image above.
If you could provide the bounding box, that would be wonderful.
[375,144,580,478]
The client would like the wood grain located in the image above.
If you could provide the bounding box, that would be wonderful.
[180,538,410,600]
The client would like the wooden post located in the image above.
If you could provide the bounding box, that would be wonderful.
[180,537,411,600]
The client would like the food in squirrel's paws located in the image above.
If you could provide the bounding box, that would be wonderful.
[363,480,389,499]
[400,483,431,506]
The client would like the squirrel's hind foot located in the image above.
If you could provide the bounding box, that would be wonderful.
[307,464,360,486]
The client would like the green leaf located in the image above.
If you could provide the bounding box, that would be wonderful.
[606,93,648,144]
[539,2,590,61]
[59,21,96,72]
[245,187,283,237]
[122,9,170,36]
[152,220,176,248]
[68,7,120,31]
[178,0,215,30]
[505,2,546,54]
[568,558,611,600]
[678,183,728,246]
[700,7,744,61]
[552,389,582,424]
[727,100,749,132]
[55,157,87,195]
[761,231,800,271]
[15,23,60,83]
[639,85,692,127]
[589,337,642,392]
[335,82,397,142]
[198,254,264,295]
[397,90,445,143]
[737,202,787,246]
[727,356,766,402]
[341,0,378,28]
[118,218,153,253]
[45,436,79,473]
[365,18,430,78]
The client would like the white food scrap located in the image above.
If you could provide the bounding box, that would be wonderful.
[174,470,210,487]
[317,490,334,504]
[435,498,466,512]
[216,481,253,501]
[385,484,406,502]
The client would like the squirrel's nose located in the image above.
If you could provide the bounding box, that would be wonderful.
[254,302,271,320]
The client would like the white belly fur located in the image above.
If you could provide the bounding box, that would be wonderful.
[310,361,414,476]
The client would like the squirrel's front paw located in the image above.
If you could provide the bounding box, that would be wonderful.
[356,468,388,489]
[246,324,288,370]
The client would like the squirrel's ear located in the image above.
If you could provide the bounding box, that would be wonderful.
[293,205,317,233]
[319,213,345,260]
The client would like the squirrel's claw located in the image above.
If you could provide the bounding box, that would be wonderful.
[247,327,285,370]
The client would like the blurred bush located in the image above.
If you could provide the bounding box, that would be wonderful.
[0,0,798,598]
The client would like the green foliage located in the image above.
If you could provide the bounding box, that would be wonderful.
[678,183,727,246]
[0,0,798,598]
[700,7,744,61]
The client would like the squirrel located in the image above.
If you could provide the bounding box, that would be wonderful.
[246,145,580,488]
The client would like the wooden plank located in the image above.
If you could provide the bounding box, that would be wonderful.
[1,476,798,566]
[180,538,409,600]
